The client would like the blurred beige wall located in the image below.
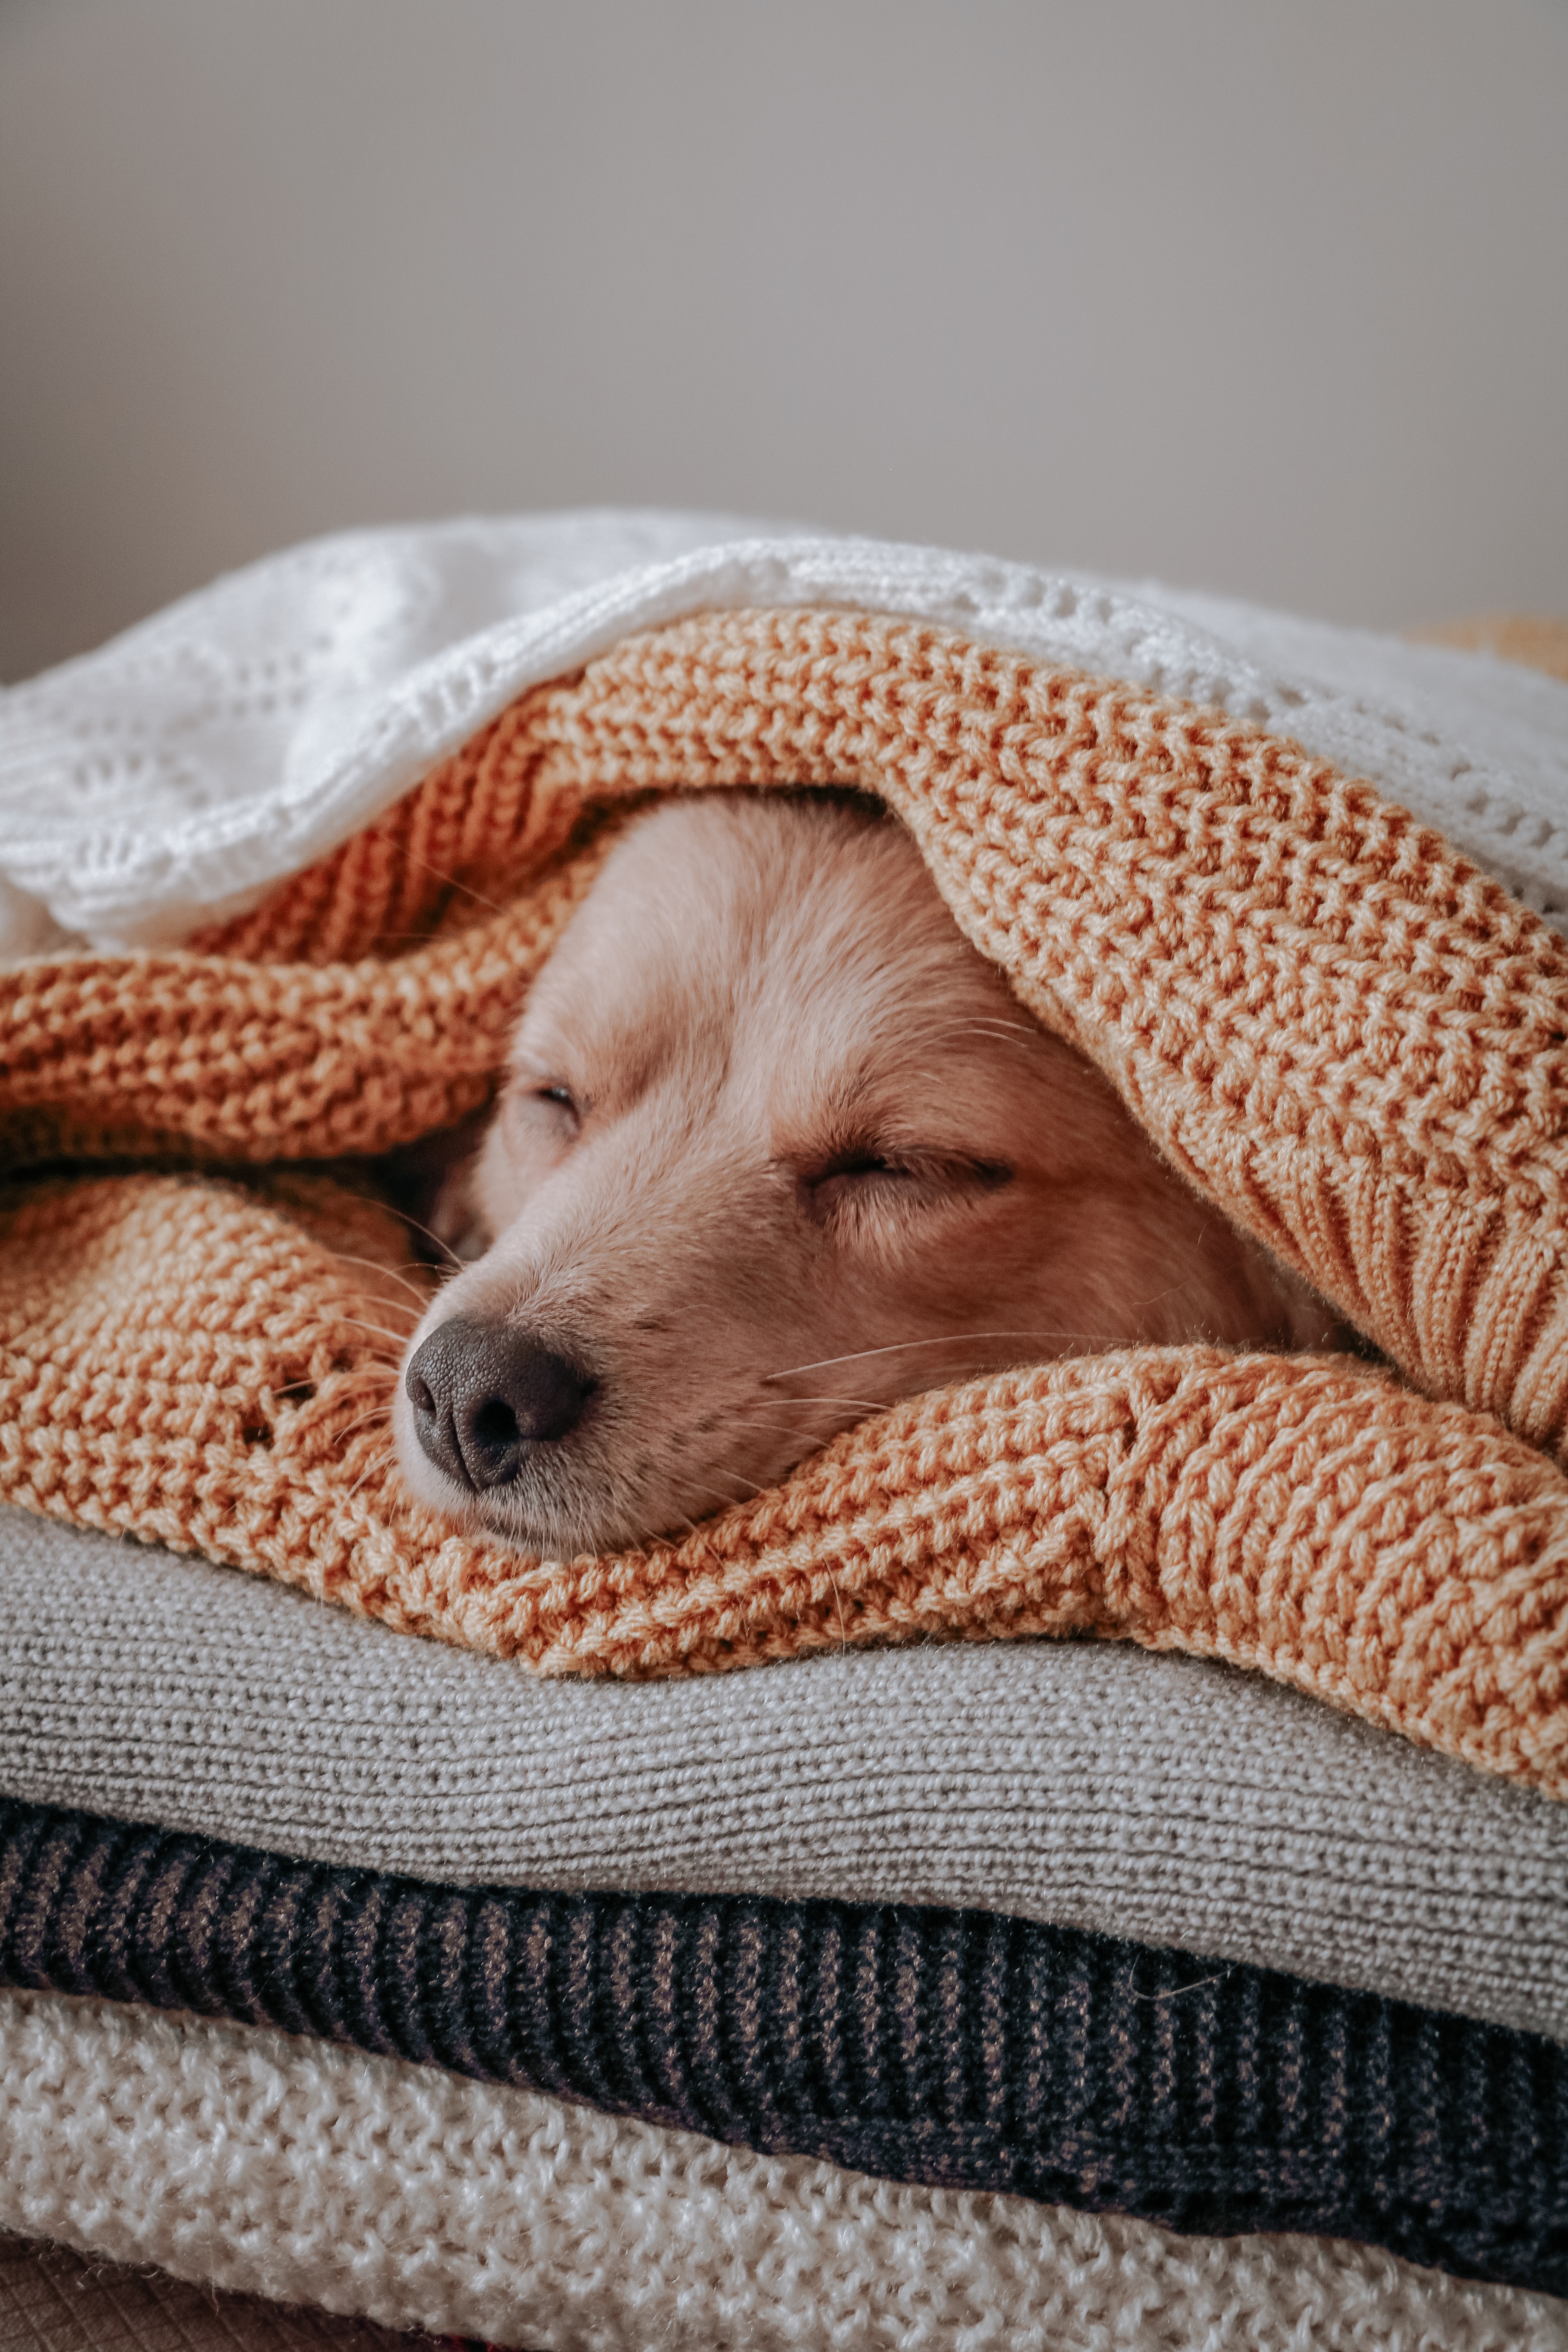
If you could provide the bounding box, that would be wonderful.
[1,0,1564,681]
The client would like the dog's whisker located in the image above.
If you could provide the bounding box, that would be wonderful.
[761,1333,1084,1382]
[688,1474,765,1505]
[317,1185,465,1279]
[742,1388,892,1404]
[405,851,506,917]
[327,1185,468,1274]
[338,1315,420,1348]
[330,1253,436,1307]
[666,1506,728,1569]
[345,1445,397,1506]
[395,1210,466,1272]
[932,1018,1041,1043]
[338,1301,419,1330]
[828,1563,849,1655]
[331,1354,405,1381]
[681,1470,767,1510]
[726,1418,847,1445]
[1125,1274,1210,1312]
[898,1016,1040,1050]
[735,1394,889,1415]
[332,1405,394,1446]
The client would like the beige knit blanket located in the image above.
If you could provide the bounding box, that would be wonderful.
[3,610,1567,1795]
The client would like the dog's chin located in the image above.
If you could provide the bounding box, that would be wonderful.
[470,1484,646,1559]
[389,1418,659,1559]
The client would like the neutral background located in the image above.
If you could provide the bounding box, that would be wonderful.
[1,0,1565,682]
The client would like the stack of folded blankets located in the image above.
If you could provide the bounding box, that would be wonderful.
[2,512,1567,2351]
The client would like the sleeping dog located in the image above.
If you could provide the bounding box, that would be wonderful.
[394,791,1343,1554]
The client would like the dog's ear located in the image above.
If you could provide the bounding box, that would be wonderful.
[379,1105,496,1266]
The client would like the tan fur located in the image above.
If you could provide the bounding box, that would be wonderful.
[393,792,1343,1551]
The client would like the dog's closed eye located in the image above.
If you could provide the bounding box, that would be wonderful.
[798,1147,1012,1226]
[506,1079,583,1140]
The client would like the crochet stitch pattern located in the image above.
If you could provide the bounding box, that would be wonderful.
[3,612,1568,1790]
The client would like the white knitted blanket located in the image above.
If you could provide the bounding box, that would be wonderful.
[1,510,1565,954]
[4,1989,1563,2352]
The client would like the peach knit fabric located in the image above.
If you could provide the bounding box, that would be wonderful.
[3,610,1568,1796]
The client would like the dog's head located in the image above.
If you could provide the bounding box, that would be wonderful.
[393,790,1333,1554]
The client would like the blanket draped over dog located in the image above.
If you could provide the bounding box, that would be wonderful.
[4,609,1568,1798]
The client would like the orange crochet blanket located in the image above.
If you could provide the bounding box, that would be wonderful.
[4,610,1568,1796]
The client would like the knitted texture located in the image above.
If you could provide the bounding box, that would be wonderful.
[5,515,1567,956]
[8,1507,1568,2043]
[3,1796,1565,2293]
[5,611,1568,1795]
[9,1991,1563,2352]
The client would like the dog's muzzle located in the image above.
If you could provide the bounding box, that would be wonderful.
[405,1315,593,1491]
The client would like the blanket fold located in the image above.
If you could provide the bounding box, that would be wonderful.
[4,609,1568,1793]
[3,1794,1566,2296]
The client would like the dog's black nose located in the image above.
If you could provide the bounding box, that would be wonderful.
[405,1316,593,1491]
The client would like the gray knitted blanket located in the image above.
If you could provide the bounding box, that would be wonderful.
[4,1505,1564,2042]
